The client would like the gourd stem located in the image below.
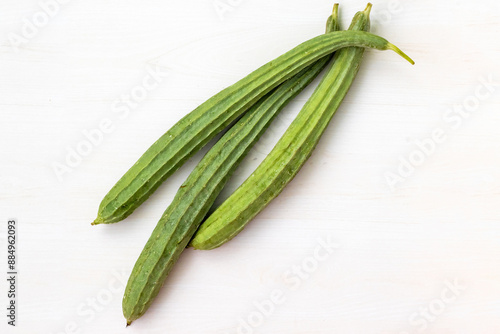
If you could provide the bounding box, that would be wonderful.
[364,3,372,15]
[388,43,415,65]
[332,3,339,17]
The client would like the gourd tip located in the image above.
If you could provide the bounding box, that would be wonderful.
[126,320,132,327]
[91,217,103,226]
[388,43,415,65]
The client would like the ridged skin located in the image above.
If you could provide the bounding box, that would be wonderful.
[122,7,342,324]
[93,28,410,225]
[191,4,391,250]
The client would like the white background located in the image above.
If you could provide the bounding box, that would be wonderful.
[1,0,499,333]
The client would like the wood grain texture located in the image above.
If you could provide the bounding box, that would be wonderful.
[1,0,499,333]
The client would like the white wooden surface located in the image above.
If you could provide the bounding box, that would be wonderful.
[1,0,500,333]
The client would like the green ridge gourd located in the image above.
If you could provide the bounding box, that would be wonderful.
[121,5,343,325]
[93,16,413,225]
[191,3,413,250]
